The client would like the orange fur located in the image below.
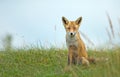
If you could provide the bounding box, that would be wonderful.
[62,16,93,66]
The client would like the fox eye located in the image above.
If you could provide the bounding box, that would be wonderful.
[67,27,70,30]
[73,27,76,30]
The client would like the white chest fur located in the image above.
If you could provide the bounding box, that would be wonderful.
[66,35,78,48]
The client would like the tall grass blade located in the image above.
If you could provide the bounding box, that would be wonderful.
[106,27,112,41]
[106,12,115,38]
[80,31,94,46]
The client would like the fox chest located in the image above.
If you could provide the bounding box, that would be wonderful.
[66,37,78,48]
[66,37,79,56]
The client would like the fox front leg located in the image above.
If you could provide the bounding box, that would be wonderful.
[68,55,70,65]
[68,53,73,65]
[68,47,73,65]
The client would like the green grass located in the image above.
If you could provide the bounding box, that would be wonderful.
[0,48,120,77]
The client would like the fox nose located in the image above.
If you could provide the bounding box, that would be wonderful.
[69,32,76,37]
[70,33,73,36]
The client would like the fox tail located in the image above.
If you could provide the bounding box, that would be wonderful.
[87,57,109,64]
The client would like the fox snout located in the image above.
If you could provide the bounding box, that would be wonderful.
[68,32,76,37]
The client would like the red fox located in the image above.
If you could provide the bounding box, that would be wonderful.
[62,16,95,66]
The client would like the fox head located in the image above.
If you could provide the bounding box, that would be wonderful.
[62,16,82,38]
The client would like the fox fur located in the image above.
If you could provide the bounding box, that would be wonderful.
[62,16,95,66]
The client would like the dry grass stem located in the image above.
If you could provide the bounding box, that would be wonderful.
[106,12,115,38]
[106,27,112,41]
[80,31,94,46]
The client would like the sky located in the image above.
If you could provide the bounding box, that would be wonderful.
[0,0,120,48]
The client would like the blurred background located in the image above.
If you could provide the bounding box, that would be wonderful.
[0,0,120,49]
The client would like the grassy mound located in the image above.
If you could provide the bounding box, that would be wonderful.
[0,48,120,77]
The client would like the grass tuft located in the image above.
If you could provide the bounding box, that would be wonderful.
[0,48,120,77]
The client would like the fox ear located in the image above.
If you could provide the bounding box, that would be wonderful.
[62,16,69,25]
[75,17,82,25]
